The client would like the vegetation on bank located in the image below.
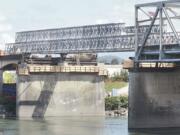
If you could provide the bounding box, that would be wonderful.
[110,70,128,82]
[105,70,128,92]
[105,81,127,92]
[104,70,128,111]
[105,96,128,111]
[3,71,16,84]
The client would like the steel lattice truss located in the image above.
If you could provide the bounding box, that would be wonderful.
[15,23,125,42]
[135,1,180,62]
[5,21,179,54]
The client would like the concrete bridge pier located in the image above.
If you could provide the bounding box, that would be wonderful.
[16,65,106,119]
[128,68,180,129]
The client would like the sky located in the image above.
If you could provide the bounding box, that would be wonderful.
[0,0,163,58]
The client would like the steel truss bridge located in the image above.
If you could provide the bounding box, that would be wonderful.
[5,1,180,63]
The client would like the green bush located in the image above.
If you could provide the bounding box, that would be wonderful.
[110,70,128,82]
[105,96,128,111]
[3,71,16,84]
[105,81,127,92]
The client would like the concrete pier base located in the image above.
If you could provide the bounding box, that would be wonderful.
[129,68,180,129]
[17,73,105,118]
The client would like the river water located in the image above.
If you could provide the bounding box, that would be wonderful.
[0,117,180,135]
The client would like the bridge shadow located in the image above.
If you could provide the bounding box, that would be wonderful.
[32,77,57,118]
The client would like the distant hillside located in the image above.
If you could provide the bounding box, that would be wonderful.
[98,55,123,64]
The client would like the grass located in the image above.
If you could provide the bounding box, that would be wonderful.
[105,80,128,92]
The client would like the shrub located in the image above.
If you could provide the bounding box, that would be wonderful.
[105,96,128,111]
[105,81,127,92]
[110,70,128,82]
[119,70,128,82]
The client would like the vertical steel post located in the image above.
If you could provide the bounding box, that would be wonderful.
[135,6,139,61]
[159,5,163,60]
[136,8,159,61]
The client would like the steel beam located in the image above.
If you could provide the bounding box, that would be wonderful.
[136,8,159,60]
[136,1,180,8]
[159,7,163,60]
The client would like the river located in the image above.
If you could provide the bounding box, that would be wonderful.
[0,117,180,135]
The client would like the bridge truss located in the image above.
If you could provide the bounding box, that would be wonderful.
[5,23,175,55]
[135,0,180,62]
[5,1,180,64]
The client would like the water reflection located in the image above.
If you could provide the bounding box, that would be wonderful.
[0,117,180,135]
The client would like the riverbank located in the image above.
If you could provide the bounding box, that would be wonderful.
[105,107,128,117]
[105,95,128,117]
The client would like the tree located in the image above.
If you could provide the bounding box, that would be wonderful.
[111,58,119,65]
[3,71,16,84]
[111,70,129,82]
[105,96,128,110]
[120,70,128,82]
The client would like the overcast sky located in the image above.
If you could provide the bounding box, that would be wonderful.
[0,0,163,57]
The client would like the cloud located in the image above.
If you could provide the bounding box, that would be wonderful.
[0,33,14,50]
[94,1,136,26]
[95,19,109,24]
[0,14,14,50]
[0,14,12,32]
[95,5,126,25]
[0,15,6,22]
[1,33,14,42]
[0,23,12,32]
